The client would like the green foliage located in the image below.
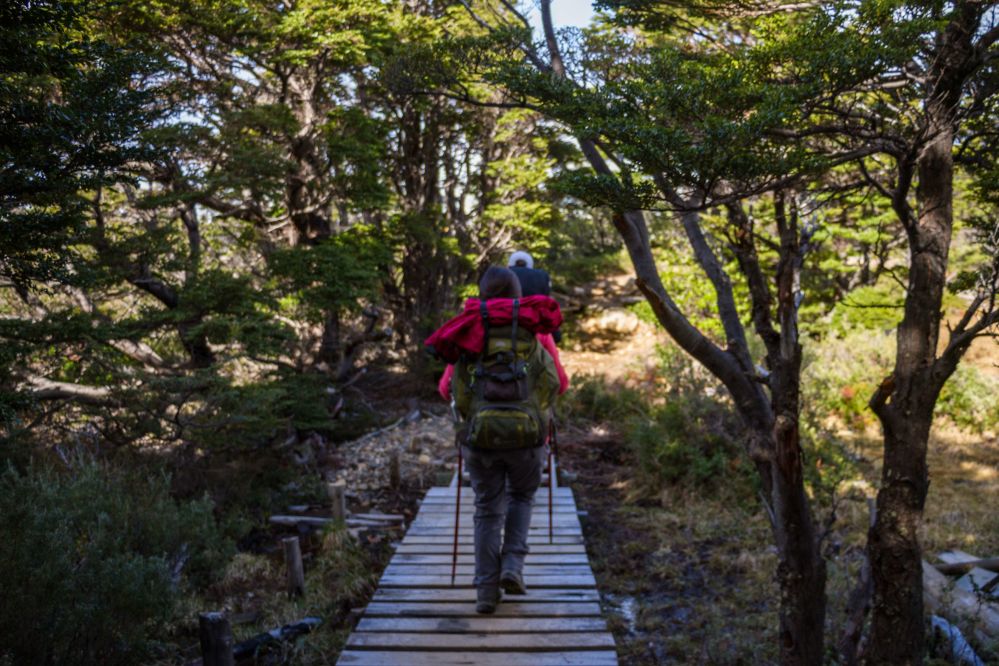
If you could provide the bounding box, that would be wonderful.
[311,524,387,616]
[827,279,905,336]
[119,370,362,457]
[802,324,999,434]
[628,399,746,492]
[269,229,388,322]
[936,364,999,434]
[0,461,231,666]
[802,328,895,429]
[550,249,625,289]
[0,0,157,289]
[559,374,649,424]
[213,524,389,665]
[562,367,750,497]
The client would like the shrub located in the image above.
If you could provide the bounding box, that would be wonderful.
[548,249,625,289]
[558,374,649,424]
[801,329,895,429]
[627,395,751,497]
[802,327,998,433]
[937,363,999,433]
[826,280,905,336]
[0,462,232,666]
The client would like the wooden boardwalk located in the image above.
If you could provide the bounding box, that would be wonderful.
[337,484,619,665]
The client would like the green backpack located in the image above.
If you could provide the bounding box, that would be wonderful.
[453,300,559,450]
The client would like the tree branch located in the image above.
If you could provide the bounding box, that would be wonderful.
[24,375,112,405]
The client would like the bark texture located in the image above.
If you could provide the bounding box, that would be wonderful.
[535,1,828,660]
[864,5,986,662]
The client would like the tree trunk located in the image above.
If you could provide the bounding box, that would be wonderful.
[179,322,215,369]
[865,410,933,665]
[865,61,961,663]
[769,193,826,665]
[770,417,827,665]
[622,201,828,663]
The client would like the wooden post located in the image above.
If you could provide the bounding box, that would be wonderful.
[389,449,401,489]
[199,611,234,666]
[327,482,347,521]
[283,536,305,597]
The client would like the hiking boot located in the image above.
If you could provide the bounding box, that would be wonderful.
[476,586,501,614]
[500,570,527,595]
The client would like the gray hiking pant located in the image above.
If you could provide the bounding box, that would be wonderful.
[461,444,546,589]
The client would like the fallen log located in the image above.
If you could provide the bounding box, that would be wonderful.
[232,617,321,660]
[269,515,402,529]
[930,615,986,666]
[269,515,331,527]
[350,512,405,522]
[935,556,999,576]
[923,561,999,647]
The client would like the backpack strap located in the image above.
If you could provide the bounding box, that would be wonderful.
[510,299,520,361]
[475,300,490,380]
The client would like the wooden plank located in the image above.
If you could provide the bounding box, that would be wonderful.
[405,528,583,536]
[410,517,581,527]
[362,602,604,618]
[400,536,584,545]
[337,483,617,666]
[425,487,574,496]
[345,632,616,651]
[372,588,601,603]
[355,616,607,633]
[418,508,576,515]
[420,499,577,505]
[422,494,576,500]
[337,650,619,665]
[414,508,580,515]
[422,498,575,506]
[419,503,576,510]
[391,554,590,564]
[393,543,587,555]
[384,564,594,576]
[405,530,583,538]
[938,550,999,594]
[935,557,999,575]
[408,516,583,534]
[418,503,576,510]
[377,574,596,588]
[351,512,406,522]
[923,561,999,648]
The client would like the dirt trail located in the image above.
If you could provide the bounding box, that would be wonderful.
[326,271,662,511]
[558,272,662,383]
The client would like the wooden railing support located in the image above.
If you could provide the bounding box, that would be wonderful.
[199,611,234,666]
[283,536,305,597]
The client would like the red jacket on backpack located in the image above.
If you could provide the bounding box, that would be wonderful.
[425,296,569,400]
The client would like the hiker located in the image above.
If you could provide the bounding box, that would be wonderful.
[508,250,562,345]
[425,267,568,614]
[507,250,551,296]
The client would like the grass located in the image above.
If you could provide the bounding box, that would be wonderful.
[570,449,780,664]
[562,367,999,664]
[158,524,390,665]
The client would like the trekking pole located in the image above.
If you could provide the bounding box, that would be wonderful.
[451,444,462,587]
[548,416,558,545]
[450,395,461,587]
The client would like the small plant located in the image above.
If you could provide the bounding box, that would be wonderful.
[801,329,896,429]
[936,363,999,433]
[0,461,232,666]
[559,374,649,424]
[627,398,750,497]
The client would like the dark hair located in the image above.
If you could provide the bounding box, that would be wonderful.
[479,266,522,299]
[513,259,528,267]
